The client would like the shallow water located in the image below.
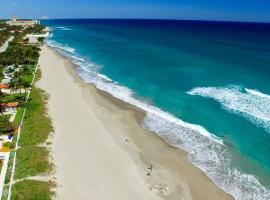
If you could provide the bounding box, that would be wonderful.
[43,19,270,200]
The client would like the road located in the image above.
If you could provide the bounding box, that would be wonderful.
[0,36,14,53]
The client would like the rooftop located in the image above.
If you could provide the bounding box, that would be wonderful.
[2,102,19,108]
[0,84,9,89]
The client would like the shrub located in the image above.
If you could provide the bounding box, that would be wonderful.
[0,115,16,134]
[11,180,54,200]
[3,142,15,149]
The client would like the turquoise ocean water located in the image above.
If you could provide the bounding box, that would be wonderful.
[43,19,270,200]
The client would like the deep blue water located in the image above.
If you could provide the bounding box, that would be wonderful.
[43,19,270,200]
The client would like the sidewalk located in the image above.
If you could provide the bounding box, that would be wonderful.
[0,37,14,53]
[0,152,10,198]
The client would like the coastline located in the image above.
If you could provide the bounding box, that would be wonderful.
[38,44,234,200]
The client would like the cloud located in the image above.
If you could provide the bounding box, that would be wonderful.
[12,2,18,6]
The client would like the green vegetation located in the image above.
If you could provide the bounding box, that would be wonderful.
[25,24,46,34]
[1,94,25,104]
[11,85,54,199]
[14,86,53,180]
[4,152,15,184]
[0,23,10,46]
[37,37,45,45]
[34,68,42,83]
[15,146,51,179]
[19,87,53,146]
[3,142,15,149]
[0,67,4,81]
[0,115,16,134]
[0,42,41,66]
[0,33,9,46]
[11,180,54,200]
[2,152,16,199]
[22,74,34,84]
[14,107,24,126]
[0,22,54,200]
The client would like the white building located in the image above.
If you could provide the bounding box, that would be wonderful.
[6,16,40,27]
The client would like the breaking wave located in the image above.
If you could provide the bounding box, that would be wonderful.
[56,26,72,31]
[46,38,270,200]
[46,40,75,53]
[187,86,270,133]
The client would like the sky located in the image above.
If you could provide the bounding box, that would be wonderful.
[1,0,270,22]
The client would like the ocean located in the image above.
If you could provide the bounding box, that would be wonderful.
[42,19,270,200]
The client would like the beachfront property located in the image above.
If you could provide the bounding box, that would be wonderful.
[0,102,19,113]
[0,84,9,94]
[24,32,50,44]
[0,19,51,198]
[0,84,8,90]
[6,16,40,27]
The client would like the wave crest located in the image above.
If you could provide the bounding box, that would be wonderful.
[46,40,75,53]
[46,38,270,200]
[56,26,72,31]
[187,86,270,133]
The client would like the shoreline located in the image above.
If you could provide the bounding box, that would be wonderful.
[38,44,234,200]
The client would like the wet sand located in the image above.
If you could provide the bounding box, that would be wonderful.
[38,45,233,200]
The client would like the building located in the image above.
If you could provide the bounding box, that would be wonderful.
[0,102,19,113]
[0,84,9,90]
[6,16,40,27]
[0,84,10,94]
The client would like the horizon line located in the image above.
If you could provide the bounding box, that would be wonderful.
[42,18,270,24]
[2,17,270,24]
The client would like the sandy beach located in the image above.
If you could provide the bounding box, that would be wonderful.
[37,45,234,200]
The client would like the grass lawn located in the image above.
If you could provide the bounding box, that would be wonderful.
[14,107,24,126]
[2,185,9,200]
[19,87,53,146]
[0,67,4,82]
[4,151,15,185]
[10,68,54,196]
[34,68,41,83]
[15,146,51,179]
[1,94,26,104]
[0,38,54,198]
[22,74,34,84]
[11,180,54,200]
[0,114,12,122]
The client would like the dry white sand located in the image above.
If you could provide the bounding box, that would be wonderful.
[38,45,234,200]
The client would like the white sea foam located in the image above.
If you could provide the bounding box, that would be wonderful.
[187,86,270,133]
[47,40,75,53]
[97,74,113,82]
[61,28,72,31]
[71,55,85,62]
[245,88,270,100]
[63,46,75,53]
[78,73,270,200]
[56,26,72,31]
[46,39,270,200]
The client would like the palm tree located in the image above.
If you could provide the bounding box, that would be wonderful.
[17,77,24,95]
[13,71,20,79]
[37,37,45,45]
[22,65,31,75]
[9,78,17,94]
[22,79,31,94]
